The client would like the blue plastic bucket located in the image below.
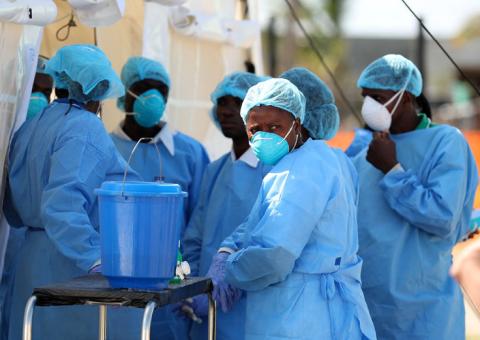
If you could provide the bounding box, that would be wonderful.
[95,181,187,289]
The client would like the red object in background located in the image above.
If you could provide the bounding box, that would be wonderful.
[328,131,480,209]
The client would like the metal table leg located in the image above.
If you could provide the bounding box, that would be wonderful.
[141,301,156,340]
[208,293,217,340]
[99,305,107,340]
[23,295,37,340]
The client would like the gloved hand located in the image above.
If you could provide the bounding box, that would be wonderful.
[179,295,209,317]
[207,252,243,313]
[173,296,207,323]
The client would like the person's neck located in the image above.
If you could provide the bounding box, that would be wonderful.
[390,111,420,134]
[123,117,163,142]
[294,136,304,149]
[232,135,250,159]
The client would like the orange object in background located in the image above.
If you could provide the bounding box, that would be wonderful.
[328,130,480,209]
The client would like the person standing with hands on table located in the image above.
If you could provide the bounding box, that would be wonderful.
[352,54,478,339]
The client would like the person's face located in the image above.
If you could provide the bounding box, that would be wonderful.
[124,79,169,113]
[246,106,301,150]
[216,95,246,139]
[32,73,53,100]
[361,88,415,133]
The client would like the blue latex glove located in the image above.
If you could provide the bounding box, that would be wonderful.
[207,252,242,312]
[189,294,209,317]
[173,296,207,323]
[179,295,209,318]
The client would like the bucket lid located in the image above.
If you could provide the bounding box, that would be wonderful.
[95,181,188,197]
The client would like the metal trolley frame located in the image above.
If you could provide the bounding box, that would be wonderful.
[22,275,216,340]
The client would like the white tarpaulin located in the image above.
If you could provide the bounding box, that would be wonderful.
[68,0,125,27]
[147,0,187,5]
[0,0,57,26]
[169,5,260,48]
[142,0,263,160]
[0,22,42,274]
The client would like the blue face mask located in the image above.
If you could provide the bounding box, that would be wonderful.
[129,89,166,128]
[27,92,49,119]
[250,121,298,165]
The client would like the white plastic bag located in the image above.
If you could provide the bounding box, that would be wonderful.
[0,0,57,26]
[68,0,125,27]
[169,6,259,48]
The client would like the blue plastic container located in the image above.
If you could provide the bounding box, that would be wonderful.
[95,181,187,289]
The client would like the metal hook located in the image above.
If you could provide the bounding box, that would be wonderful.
[121,137,164,196]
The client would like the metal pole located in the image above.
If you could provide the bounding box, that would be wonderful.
[141,301,156,340]
[23,295,37,340]
[267,17,277,76]
[417,17,426,89]
[98,305,107,340]
[207,293,217,340]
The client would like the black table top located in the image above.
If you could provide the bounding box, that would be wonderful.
[32,274,212,308]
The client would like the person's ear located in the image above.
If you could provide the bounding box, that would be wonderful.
[403,92,415,105]
[124,90,135,112]
[294,118,302,134]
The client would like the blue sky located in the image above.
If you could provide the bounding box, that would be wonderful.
[258,0,480,38]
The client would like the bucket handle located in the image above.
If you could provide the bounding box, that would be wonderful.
[121,137,164,196]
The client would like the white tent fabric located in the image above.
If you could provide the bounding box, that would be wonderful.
[0,0,126,28]
[68,0,125,27]
[169,5,259,48]
[147,0,187,6]
[142,0,263,160]
[0,0,57,26]
[0,23,43,273]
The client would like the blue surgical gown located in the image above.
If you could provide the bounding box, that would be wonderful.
[4,100,144,340]
[110,125,209,340]
[221,139,377,340]
[183,150,271,339]
[0,227,25,340]
[345,128,372,158]
[352,125,478,339]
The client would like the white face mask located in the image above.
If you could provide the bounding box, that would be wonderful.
[361,83,411,132]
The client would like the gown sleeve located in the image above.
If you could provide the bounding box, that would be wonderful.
[225,166,335,291]
[380,131,478,238]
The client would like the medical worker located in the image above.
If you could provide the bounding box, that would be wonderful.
[182,71,269,339]
[207,78,377,339]
[112,56,209,228]
[353,54,478,339]
[3,44,141,340]
[111,56,208,339]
